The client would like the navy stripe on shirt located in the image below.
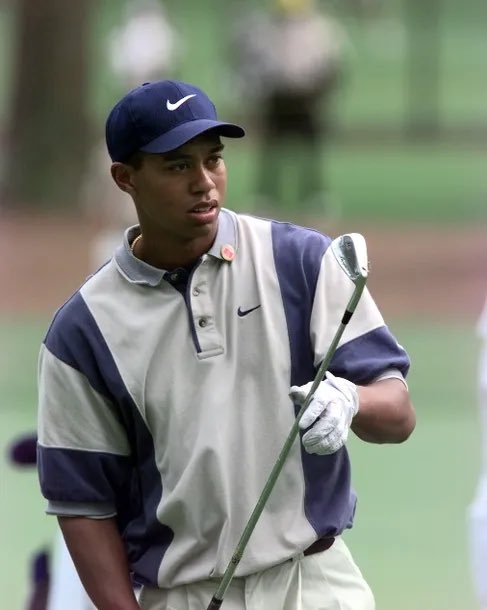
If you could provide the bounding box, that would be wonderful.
[42,291,174,585]
[271,221,356,536]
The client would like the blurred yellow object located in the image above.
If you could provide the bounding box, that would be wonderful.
[275,0,313,14]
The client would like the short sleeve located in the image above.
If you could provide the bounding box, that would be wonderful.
[310,247,410,385]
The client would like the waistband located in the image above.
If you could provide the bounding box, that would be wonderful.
[303,536,335,556]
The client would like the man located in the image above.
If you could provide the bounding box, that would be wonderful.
[468,296,487,610]
[37,79,416,610]
[232,0,346,213]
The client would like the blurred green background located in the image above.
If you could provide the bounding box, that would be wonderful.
[0,0,486,609]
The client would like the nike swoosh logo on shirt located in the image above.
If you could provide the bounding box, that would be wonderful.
[237,305,261,317]
[166,94,197,111]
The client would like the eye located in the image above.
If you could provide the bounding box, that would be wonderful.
[168,161,190,172]
[207,154,223,168]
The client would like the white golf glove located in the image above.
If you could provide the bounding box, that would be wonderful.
[289,372,359,456]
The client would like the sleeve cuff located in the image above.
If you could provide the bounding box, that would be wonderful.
[373,368,408,390]
[46,500,116,518]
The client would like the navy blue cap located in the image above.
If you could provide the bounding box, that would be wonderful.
[106,80,245,162]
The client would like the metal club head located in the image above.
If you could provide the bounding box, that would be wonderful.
[331,233,369,287]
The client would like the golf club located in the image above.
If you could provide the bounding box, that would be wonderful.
[206,233,369,610]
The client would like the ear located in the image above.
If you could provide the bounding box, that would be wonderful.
[111,162,137,196]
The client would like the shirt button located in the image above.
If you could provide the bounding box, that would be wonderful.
[193,287,200,296]
[170,273,179,282]
[198,317,208,328]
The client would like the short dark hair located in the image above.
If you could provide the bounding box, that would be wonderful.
[124,150,146,170]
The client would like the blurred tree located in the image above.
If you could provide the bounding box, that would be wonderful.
[3,0,93,211]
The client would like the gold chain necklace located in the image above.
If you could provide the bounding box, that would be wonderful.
[131,234,142,254]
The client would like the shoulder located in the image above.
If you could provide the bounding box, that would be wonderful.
[236,212,332,253]
[43,264,114,358]
[269,218,332,253]
[235,213,332,289]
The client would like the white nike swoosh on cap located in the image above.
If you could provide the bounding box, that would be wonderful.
[166,94,197,111]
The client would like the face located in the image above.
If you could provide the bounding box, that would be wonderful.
[113,132,227,246]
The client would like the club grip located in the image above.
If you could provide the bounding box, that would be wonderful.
[206,597,223,610]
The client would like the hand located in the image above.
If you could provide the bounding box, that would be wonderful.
[289,372,359,455]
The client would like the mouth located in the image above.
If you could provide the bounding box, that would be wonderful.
[187,200,219,225]
[188,200,218,214]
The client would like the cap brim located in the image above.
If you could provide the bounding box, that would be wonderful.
[140,119,245,154]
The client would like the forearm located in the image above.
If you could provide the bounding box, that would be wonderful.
[352,378,416,444]
[58,516,139,610]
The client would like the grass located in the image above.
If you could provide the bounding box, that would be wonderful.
[0,317,481,609]
[346,408,478,610]
[344,321,480,610]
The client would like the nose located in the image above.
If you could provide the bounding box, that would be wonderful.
[190,164,215,194]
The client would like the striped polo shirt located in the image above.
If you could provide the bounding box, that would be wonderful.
[37,208,410,588]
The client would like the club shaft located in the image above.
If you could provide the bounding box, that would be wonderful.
[208,284,365,608]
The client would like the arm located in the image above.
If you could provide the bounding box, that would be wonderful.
[37,331,137,607]
[353,377,416,444]
[58,516,139,610]
[298,238,414,454]
[291,373,415,456]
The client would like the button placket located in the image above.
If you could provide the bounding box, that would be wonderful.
[190,267,210,334]
[189,259,223,355]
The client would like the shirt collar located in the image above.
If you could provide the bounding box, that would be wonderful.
[114,208,238,286]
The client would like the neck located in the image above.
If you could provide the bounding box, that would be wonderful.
[133,229,216,271]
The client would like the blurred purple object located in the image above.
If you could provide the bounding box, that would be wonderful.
[27,581,49,610]
[9,434,37,465]
[32,550,49,584]
[27,550,49,610]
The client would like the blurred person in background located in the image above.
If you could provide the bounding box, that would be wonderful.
[83,0,183,269]
[232,0,347,215]
[107,0,182,91]
[468,295,487,610]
